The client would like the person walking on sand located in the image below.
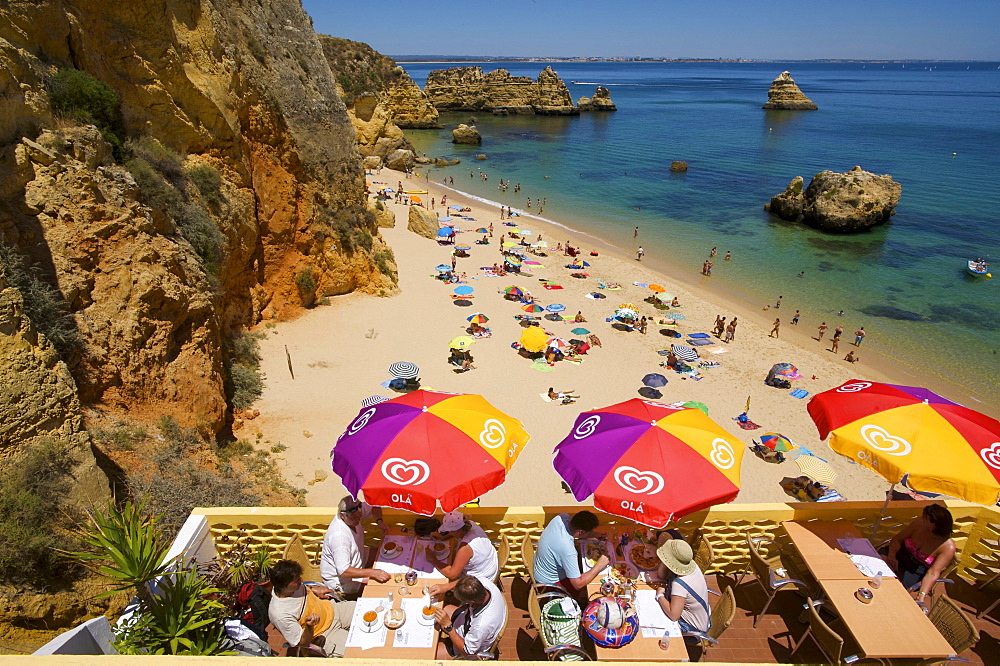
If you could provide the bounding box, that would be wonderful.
[817,322,828,341]
[791,310,800,325]
[725,318,737,343]
[830,336,840,354]
[638,316,648,334]
[637,246,644,261]
[833,325,844,341]
[769,318,781,338]
[713,315,724,337]
[854,327,866,346]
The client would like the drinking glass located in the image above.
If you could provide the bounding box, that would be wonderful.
[658,633,671,650]
[393,572,404,584]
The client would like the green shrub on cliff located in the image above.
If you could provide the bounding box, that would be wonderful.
[224,330,266,411]
[186,164,224,206]
[0,438,80,586]
[47,68,126,160]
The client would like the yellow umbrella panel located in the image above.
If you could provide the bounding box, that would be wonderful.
[519,326,549,353]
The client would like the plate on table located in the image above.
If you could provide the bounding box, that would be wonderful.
[381,542,404,559]
[628,543,660,571]
[580,539,610,568]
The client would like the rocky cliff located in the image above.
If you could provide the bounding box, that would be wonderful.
[0,0,398,433]
[318,35,439,162]
[766,166,902,232]
[762,71,818,110]
[578,86,617,112]
[424,66,578,115]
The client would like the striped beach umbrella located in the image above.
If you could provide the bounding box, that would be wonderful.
[547,337,570,350]
[534,241,549,248]
[455,245,471,251]
[522,303,544,313]
[670,345,698,363]
[615,308,638,320]
[388,361,420,379]
[361,395,389,408]
[467,313,490,324]
[332,390,530,514]
[618,303,638,311]
[795,455,838,484]
[502,285,523,295]
[760,432,797,453]
[440,219,456,227]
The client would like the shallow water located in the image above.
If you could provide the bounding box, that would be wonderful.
[400,61,1000,407]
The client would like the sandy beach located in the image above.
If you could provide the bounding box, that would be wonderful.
[246,167,950,511]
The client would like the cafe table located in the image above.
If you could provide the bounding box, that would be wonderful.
[782,520,954,661]
[344,577,447,658]
[584,580,690,662]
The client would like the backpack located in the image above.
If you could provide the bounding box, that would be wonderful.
[234,582,272,640]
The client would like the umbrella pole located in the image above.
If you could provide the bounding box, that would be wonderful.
[869,483,894,543]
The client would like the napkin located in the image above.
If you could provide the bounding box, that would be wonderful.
[634,589,682,639]
[837,538,897,578]
[345,597,389,650]
[392,597,436,648]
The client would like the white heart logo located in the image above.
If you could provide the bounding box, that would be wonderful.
[836,381,872,393]
[479,418,506,449]
[860,424,912,456]
[980,442,1000,470]
[613,466,665,495]
[709,438,735,470]
[381,458,430,486]
[574,415,601,439]
[348,407,377,435]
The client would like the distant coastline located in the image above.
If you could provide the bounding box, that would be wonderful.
[392,56,1000,64]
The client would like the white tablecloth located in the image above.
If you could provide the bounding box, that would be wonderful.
[345,597,390,650]
[633,589,682,639]
[392,597,437,648]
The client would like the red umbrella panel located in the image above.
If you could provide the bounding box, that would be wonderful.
[331,390,530,515]
[553,399,744,528]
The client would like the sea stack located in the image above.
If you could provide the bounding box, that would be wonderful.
[765,166,902,233]
[762,71,818,110]
[452,124,482,145]
[578,86,617,111]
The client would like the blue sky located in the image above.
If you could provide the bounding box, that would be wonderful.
[301,0,999,60]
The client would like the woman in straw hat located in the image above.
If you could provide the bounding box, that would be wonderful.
[654,537,711,638]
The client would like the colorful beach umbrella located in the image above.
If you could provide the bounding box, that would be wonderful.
[553,399,744,527]
[615,308,638,320]
[522,303,544,313]
[769,363,797,377]
[440,220,456,227]
[618,303,638,311]
[503,286,523,296]
[571,328,591,335]
[331,390,530,514]
[547,337,570,350]
[795,455,838,484]
[808,379,1000,504]
[476,228,489,234]
[388,361,420,379]
[546,303,566,312]
[759,432,797,453]
[449,336,476,350]
[454,285,475,295]
[467,313,490,324]
[519,326,549,353]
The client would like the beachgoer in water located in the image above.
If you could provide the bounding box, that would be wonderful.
[791,310,800,325]
[833,325,844,341]
[724,251,731,261]
[817,322,828,341]
[634,226,639,238]
[798,271,805,278]
[706,261,713,275]
[837,309,845,316]
[637,246,644,262]
[775,296,782,309]
[769,318,780,338]
[710,247,717,257]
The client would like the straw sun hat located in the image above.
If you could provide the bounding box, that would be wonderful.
[656,538,697,577]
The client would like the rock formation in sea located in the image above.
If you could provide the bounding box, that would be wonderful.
[578,86,617,112]
[424,66,578,115]
[762,71,818,110]
[453,124,483,145]
[318,35,440,161]
[766,166,902,232]
[670,161,689,172]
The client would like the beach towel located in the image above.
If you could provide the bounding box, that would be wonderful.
[688,333,711,339]
[688,339,713,346]
[543,285,565,290]
[790,389,810,399]
[704,346,730,354]
[736,419,762,430]
[530,362,556,373]
[668,313,686,321]
[539,393,555,402]
[787,372,804,380]
[633,282,649,287]
[698,361,721,368]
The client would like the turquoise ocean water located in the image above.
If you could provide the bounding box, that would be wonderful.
[399,62,1000,409]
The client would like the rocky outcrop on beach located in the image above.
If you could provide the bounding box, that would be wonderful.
[766,166,902,232]
[424,66,578,115]
[407,206,439,239]
[453,124,483,145]
[385,148,416,170]
[578,86,617,112]
[0,0,398,437]
[762,71,818,110]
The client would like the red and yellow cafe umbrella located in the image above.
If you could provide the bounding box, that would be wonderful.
[553,399,744,528]
[808,379,1000,505]
[331,390,530,515]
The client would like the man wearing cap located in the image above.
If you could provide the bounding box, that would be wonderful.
[654,537,711,638]
[320,496,391,598]
[434,575,507,659]
[424,511,499,597]
[533,510,609,594]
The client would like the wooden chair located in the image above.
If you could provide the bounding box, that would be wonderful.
[790,598,850,665]
[928,595,980,656]
[743,532,812,627]
[683,586,736,658]
[456,606,509,660]
[283,533,322,583]
[495,533,510,590]
[690,529,715,573]
[521,533,537,584]
[976,564,1000,619]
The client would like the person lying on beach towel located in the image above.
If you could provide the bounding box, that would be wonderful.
[547,387,580,404]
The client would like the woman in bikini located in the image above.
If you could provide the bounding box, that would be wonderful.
[883,504,956,605]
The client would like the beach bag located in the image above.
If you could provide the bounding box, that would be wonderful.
[234,582,271,640]
[540,597,585,660]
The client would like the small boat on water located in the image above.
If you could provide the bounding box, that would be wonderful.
[967,258,990,277]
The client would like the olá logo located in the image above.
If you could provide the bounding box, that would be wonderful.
[479,418,506,449]
[574,415,601,439]
[836,381,872,393]
[348,407,377,435]
[613,466,664,495]
[979,442,1000,470]
[859,424,911,457]
[709,439,735,470]
[380,458,431,486]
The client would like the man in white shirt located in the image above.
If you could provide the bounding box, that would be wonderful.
[319,496,391,597]
[434,575,507,659]
[268,559,355,657]
[424,511,499,597]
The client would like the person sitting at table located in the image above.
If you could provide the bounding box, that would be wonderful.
[425,511,499,597]
[653,537,711,641]
[434,575,507,659]
[319,496,391,598]
[268,559,356,657]
[883,503,957,603]
[533,510,609,594]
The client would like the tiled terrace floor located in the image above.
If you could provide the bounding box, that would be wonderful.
[496,574,1000,663]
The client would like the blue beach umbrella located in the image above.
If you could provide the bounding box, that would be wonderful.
[546,304,566,312]
[437,228,453,238]
[436,264,452,272]
[642,373,668,388]
[450,204,463,210]
[439,216,453,222]
[571,327,591,335]
[455,245,471,251]
[454,285,475,295]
